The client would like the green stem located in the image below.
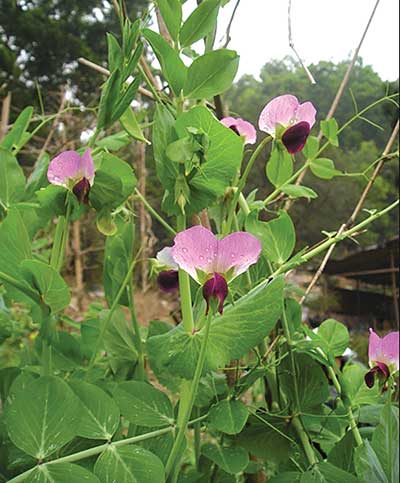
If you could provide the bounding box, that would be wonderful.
[281,306,301,411]
[347,406,363,447]
[127,278,145,380]
[176,214,194,333]
[134,188,176,236]
[89,256,138,367]
[194,407,201,471]
[292,416,319,468]
[165,312,213,478]
[138,64,163,104]
[7,427,174,483]
[224,135,272,235]
[270,199,399,278]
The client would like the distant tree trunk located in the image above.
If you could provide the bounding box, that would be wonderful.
[0,92,11,141]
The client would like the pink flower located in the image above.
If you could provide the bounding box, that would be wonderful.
[171,226,261,314]
[221,117,257,145]
[156,247,179,293]
[47,149,95,204]
[259,94,316,153]
[365,329,399,388]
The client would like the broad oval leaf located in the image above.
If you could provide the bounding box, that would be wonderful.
[157,0,182,41]
[208,399,248,435]
[281,184,318,200]
[317,319,349,357]
[0,148,25,206]
[180,0,220,47]
[183,49,239,99]
[202,443,249,475]
[310,158,341,179]
[5,376,80,459]
[94,445,165,483]
[69,380,120,440]
[266,144,293,187]
[114,381,174,427]
[321,118,339,147]
[26,463,100,483]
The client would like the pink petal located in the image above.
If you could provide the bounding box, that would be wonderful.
[80,148,95,185]
[381,331,399,371]
[216,232,262,278]
[221,117,257,145]
[368,328,383,365]
[259,95,299,135]
[295,101,317,129]
[47,150,82,187]
[171,226,218,281]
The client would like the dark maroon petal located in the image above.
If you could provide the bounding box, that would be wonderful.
[202,273,228,315]
[229,125,240,136]
[282,121,310,154]
[72,177,91,204]
[157,270,179,293]
[364,362,390,388]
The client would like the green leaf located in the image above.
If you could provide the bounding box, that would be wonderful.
[172,106,243,215]
[310,158,342,179]
[114,381,174,427]
[1,106,33,151]
[371,403,399,483]
[97,69,121,130]
[90,152,136,211]
[208,399,248,435]
[302,135,320,159]
[0,208,31,280]
[266,144,293,187]
[328,431,356,473]
[317,319,349,357]
[180,0,220,47]
[279,353,329,411]
[202,443,249,474]
[112,76,141,124]
[5,376,80,459]
[156,0,182,41]
[299,469,326,483]
[94,445,165,483]
[246,211,295,265]
[120,107,150,144]
[107,33,122,72]
[96,131,131,151]
[26,463,100,482]
[285,297,302,335]
[183,49,239,99]
[342,364,380,407]
[318,462,358,483]
[143,29,187,95]
[0,148,25,206]
[321,118,339,147]
[148,277,284,379]
[103,221,134,307]
[355,439,387,483]
[269,473,301,483]
[237,415,293,463]
[20,259,71,313]
[281,184,318,200]
[69,380,120,440]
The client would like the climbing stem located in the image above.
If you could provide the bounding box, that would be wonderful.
[291,416,319,468]
[176,214,194,333]
[134,188,176,236]
[165,312,213,478]
[127,279,145,380]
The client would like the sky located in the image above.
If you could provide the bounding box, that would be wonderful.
[181,0,399,82]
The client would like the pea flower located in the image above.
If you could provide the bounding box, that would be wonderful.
[47,149,95,204]
[364,329,399,388]
[156,247,179,293]
[221,117,257,145]
[171,226,261,314]
[259,94,316,154]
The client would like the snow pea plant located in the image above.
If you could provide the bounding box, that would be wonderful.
[0,2,399,482]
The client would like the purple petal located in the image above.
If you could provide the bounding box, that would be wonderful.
[282,121,311,154]
[216,232,262,278]
[221,117,257,145]
[48,150,82,187]
[259,95,299,135]
[171,226,218,281]
[80,149,95,185]
[157,270,179,293]
[156,247,178,270]
[381,331,399,371]
[203,273,228,315]
[296,101,317,129]
[72,178,91,204]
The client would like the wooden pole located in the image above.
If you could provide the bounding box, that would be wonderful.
[390,251,399,329]
[0,91,12,141]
